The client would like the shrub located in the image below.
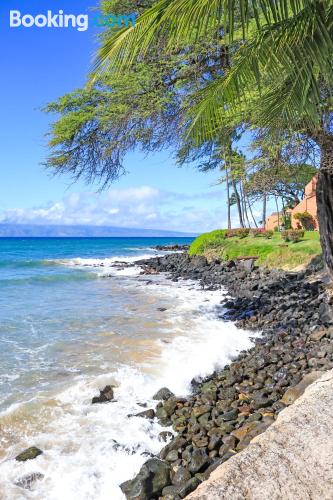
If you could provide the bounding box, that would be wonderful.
[225,228,250,239]
[281,213,292,230]
[249,228,273,239]
[281,229,305,243]
[189,230,227,255]
[274,226,279,232]
[293,211,316,230]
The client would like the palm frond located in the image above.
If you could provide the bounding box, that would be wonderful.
[186,2,333,142]
[92,0,324,78]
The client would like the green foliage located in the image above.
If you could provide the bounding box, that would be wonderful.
[189,230,320,269]
[249,228,273,238]
[244,134,318,208]
[225,228,250,238]
[281,213,292,230]
[293,211,316,230]
[281,229,305,243]
[45,18,231,185]
[188,230,227,255]
[94,0,333,146]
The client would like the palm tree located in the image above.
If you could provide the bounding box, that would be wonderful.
[94,0,333,275]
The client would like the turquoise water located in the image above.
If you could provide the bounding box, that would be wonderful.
[0,236,254,499]
[0,237,193,410]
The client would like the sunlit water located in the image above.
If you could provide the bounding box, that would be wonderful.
[0,237,254,499]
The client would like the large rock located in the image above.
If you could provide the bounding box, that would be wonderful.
[188,449,209,474]
[153,387,175,400]
[15,447,43,462]
[187,370,333,499]
[15,472,44,489]
[160,436,187,460]
[281,371,322,405]
[91,385,114,404]
[120,458,170,499]
[134,409,155,419]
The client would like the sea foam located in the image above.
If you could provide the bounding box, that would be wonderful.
[0,259,255,499]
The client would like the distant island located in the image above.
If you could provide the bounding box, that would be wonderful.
[0,223,196,238]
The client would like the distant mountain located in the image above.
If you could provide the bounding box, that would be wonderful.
[0,224,196,238]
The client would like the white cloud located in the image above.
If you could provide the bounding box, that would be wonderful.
[0,185,233,233]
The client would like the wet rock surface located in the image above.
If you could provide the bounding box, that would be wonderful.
[154,245,189,252]
[15,447,43,462]
[153,388,175,401]
[187,370,333,500]
[91,385,115,404]
[135,409,156,419]
[120,458,171,499]
[121,252,333,499]
[14,472,44,490]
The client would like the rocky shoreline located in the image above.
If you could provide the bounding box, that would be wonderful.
[13,250,333,497]
[119,251,333,499]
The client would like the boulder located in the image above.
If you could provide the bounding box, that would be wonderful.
[153,387,174,401]
[281,371,322,405]
[172,466,192,486]
[159,431,174,443]
[120,458,171,499]
[91,385,114,404]
[135,409,155,419]
[309,328,330,341]
[160,436,187,460]
[188,449,209,474]
[187,371,333,500]
[177,477,201,497]
[15,447,43,462]
[14,472,44,490]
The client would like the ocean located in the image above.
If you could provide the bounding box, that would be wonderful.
[0,237,254,499]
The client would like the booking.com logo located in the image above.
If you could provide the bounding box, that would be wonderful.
[9,10,137,32]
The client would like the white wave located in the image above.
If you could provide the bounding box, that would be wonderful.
[53,254,158,267]
[51,254,165,278]
[0,274,256,499]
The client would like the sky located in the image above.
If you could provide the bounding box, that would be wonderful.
[0,0,249,234]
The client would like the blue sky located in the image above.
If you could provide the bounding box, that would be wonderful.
[0,0,249,233]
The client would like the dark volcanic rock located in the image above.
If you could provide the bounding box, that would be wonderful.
[15,447,43,462]
[120,458,170,499]
[135,409,155,419]
[172,466,192,486]
[15,472,44,490]
[177,477,201,497]
[91,385,114,404]
[158,431,174,442]
[188,448,209,474]
[119,251,333,498]
[153,387,175,401]
[155,244,189,252]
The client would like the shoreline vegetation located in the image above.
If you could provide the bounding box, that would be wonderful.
[189,230,321,270]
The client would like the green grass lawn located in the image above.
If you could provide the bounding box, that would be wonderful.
[189,230,321,270]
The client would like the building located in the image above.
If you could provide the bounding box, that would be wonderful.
[265,175,318,231]
[265,212,282,231]
[289,175,318,229]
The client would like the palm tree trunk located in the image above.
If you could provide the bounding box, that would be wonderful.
[231,177,244,228]
[317,139,333,276]
[225,167,232,229]
[243,196,251,228]
[263,195,267,229]
[275,196,280,230]
[247,197,258,228]
[240,180,251,227]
